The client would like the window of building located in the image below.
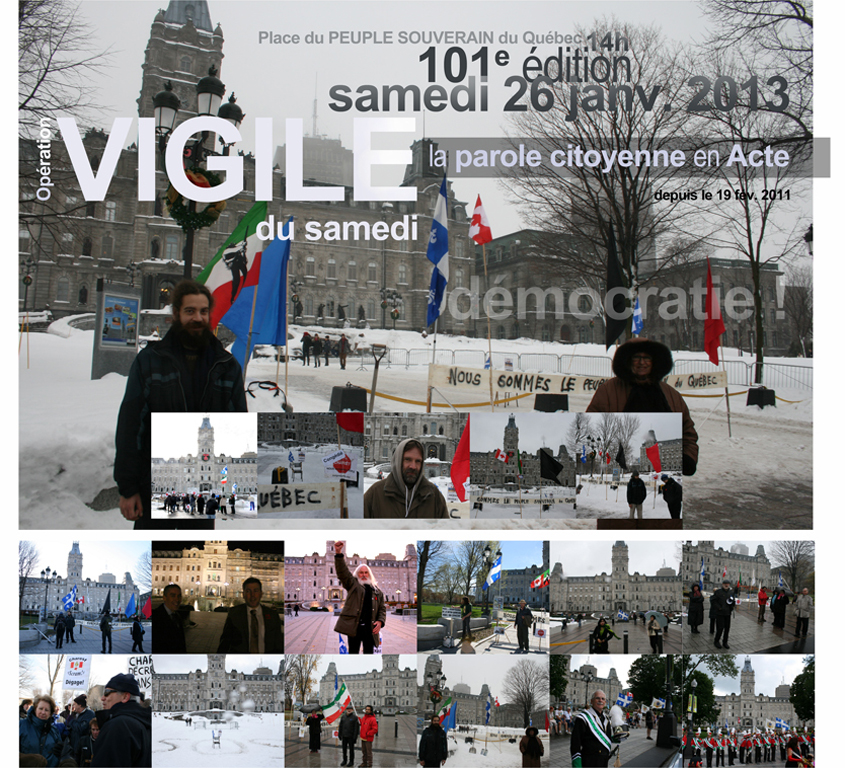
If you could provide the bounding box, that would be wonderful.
[367,299,375,319]
[327,259,336,279]
[180,56,192,73]
[398,263,407,283]
[105,201,117,221]
[56,277,69,303]
[306,256,316,277]
[368,262,377,282]
[347,260,357,281]
[165,235,179,260]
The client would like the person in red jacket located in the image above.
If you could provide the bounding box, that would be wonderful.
[757,587,769,623]
[359,705,378,767]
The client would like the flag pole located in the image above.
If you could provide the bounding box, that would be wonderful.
[427,319,438,413]
[242,284,260,380]
[481,243,494,412]
[720,346,732,438]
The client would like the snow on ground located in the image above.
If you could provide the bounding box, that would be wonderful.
[153,712,284,766]
[19,324,811,528]
[418,725,551,767]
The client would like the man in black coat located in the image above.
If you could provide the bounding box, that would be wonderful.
[152,584,187,653]
[626,471,647,520]
[711,579,736,649]
[339,708,360,767]
[217,578,284,653]
[514,600,534,653]
[660,475,683,519]
[419,714,449,767]
[100,613,112,653]
[131,616,145,653]
[113,280,247,530]
[65,612,77,643]
[92,674,151,767]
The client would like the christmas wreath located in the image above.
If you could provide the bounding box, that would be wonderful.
[164,167,227,231]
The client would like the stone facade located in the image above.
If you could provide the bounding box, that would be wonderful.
[257,413,364,447]
[152,654,283,713]
[471,414,576,489]
[714,658,809,730]
[640,438,683,474]
[364,413,465,465]
[680,542,771,592]
[550,541,681,613]
[150,416,257,495]
[318,656,416,713]
[560,659,626,712]
[20,542,140,618]
[151,541,284,602]
[285,541,416,606]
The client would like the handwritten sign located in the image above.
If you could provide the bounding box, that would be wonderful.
[128,654,153,693]
[63,656,91,691]
[258,483,343,513]
[322,450,358,480]
[474,496,576,505]
[428,364,726,397]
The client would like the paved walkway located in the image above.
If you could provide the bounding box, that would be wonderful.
[285,611,417,654]
[177,609,284,654]
[285,715,417,767]
[20,620,148,654]
[551,724,678,767]
[549,621,682,655]
[683,600,814,654]
[419,620,549,655]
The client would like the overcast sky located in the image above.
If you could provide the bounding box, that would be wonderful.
[72,0,724,238]
[691,655,808,699]
[22,540,150,589]
[550,540,680,576]
[153,654,284,674]
[568,655,637,688]
[312,654,418,681]
[416,654,549,706]
[470,412,681,454]
[151,412,257,457]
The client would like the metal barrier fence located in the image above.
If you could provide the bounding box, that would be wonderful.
[352,347,812,390]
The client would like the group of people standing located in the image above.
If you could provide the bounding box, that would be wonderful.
[160,492,239,518]
[19,675,151,767]
[304,705,378,767]
[683,729,814,766]
[301,332,352,369]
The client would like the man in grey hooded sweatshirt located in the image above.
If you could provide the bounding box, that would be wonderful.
[363,438,449,518]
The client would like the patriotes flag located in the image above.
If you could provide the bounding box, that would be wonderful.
[426,174,450,326]
[197,200,269,329]
[494,448,509,463]
[704,257,726,366]
[604,221,627,349]
[451,415,471,503]
[141,597,152,619]
[321,682,352,724]
[469,195,493,244]
[436,696,454,724]
[615,443,627,470]
[222,224,293,366]
[645,442,661,473]
[540,450,565,485]
[336,413,365,433]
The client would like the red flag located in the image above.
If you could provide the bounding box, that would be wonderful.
[645,443,661,472]
[704,258,726,365]
[141,597,152,618]
[469,195,493,245]
[545,709,550,732]
[606,451,611,465]
[451,416,471,502]
[336,413,364,433]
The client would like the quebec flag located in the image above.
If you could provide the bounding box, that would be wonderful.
[426,174,449,326]
[62,585,78,612]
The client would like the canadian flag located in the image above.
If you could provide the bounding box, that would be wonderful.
[469,195,493,244]
[494,449,508,463]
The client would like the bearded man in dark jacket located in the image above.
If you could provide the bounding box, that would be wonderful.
[419,715,449,767]
[333,541,387,654]
[114,280,247,530]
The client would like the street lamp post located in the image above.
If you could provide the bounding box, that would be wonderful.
[152,69,245,279]
[425,668,447,720]
[379,202,394,328]
[380,288,404,330]
[20,256,38,312]
[40,567,54,622]
[582,672,593,709]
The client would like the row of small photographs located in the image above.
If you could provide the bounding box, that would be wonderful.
[150,410,686,527]
[20,540,813,659]
[18,653,814,768]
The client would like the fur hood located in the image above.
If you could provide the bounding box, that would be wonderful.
[611,338,674,382]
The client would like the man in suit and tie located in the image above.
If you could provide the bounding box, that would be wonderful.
[217,577,284,653]
[152,583,188,653]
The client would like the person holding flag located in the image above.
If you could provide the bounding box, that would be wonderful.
[586,338,698,476]
[114,279,247,530]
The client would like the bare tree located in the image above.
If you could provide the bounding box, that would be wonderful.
[507,21,707,303]
[502,659,549,728]
[456,541,499,600]
[615,414,642,469]
[782,264,813,356]
[19,541,40,614]
[20,656,36,696]
[135,551,152,593]
[566,413,592,472]
[417,541,448,622]
[288,655,319,711]
[46,654,65,699]
[769,541,814,592]
[431,561,463,605]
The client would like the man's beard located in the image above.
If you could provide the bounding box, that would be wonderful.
[357,576,372,588]
[402,467,420,487]
[173,318,214,349]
